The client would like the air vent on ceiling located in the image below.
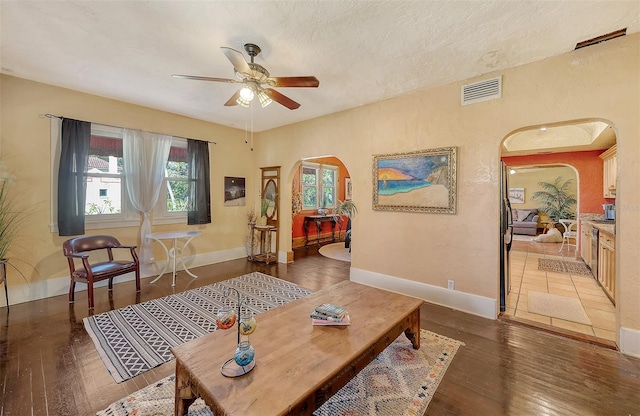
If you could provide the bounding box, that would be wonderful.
[461,76,502,106]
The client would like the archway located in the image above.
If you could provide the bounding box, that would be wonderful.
[499,119,618,347]
[288,155,352,260]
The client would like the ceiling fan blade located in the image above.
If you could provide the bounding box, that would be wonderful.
[172,74,239,83]
[270,76,319,88]
[220,47,252,76]
[264,88,301,110]
[224,90,241,106]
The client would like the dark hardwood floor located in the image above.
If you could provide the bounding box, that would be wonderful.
[1,247,639,415]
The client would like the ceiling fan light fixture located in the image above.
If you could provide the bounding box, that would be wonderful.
[258,90,272,107]
[237,86,255,107]
[239,86,254,100]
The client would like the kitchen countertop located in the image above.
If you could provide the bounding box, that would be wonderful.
[580,215,615,235]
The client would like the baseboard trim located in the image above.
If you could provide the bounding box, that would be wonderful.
[620,327,640,358]
[0,246,249,307]
[350,268,497,319]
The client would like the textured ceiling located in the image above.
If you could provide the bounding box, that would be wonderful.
[1,1,639,132]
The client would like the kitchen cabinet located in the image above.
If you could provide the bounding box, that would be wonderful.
[580,221,592,268]
[598,230,615,304]
[599,144,617,198]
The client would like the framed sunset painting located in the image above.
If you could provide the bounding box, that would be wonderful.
[372,147,457,214]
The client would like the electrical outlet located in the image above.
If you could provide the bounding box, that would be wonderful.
[447,280,455,290]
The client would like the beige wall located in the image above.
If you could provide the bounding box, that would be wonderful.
[255,34,639,343]
[0,75,255,295]
[1,33,638,353]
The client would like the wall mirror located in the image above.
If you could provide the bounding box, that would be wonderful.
[260,166,281,257]
[263,179,278,220]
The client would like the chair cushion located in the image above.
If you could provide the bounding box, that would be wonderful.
[72,260,137,280]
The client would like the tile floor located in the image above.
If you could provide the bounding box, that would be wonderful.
[504,236,617,343]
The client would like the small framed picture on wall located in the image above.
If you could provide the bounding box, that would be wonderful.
[224,176,246,206]
[345,177,352,200]
[508,187,525,204]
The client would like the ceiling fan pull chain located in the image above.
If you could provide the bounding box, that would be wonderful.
[251,106,254,151]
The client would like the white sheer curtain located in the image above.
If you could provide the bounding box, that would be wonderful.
[123,129,172,264]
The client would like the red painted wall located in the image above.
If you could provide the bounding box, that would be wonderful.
[502,150,612,214]
[291,157,349,244]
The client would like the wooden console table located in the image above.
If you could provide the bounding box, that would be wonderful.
[303,215,342,246]
[171,281,423,415]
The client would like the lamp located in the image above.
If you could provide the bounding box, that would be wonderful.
[237,87,255,107]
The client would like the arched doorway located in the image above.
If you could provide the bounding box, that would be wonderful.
[499,119,618,347]
[289,155,352,261]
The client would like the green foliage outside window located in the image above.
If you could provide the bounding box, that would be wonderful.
[301,164,337,209]
[166,161,188,212]
[86,199,118,215]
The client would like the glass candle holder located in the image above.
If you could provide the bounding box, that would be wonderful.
[215,307,237,330]
[234,340,255,366]
[239,313,257,336]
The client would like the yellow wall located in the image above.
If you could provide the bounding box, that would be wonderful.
[0,75,256,294]
[508,166,577,213]
[255,34,639,336]
[1,33,638,351]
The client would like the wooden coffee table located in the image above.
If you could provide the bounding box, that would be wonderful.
[171,280,423,416]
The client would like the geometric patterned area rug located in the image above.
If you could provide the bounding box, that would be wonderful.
[528,291,592,325]
[84,272,312,383]
[96,330,464,416]
[538,258,592,276]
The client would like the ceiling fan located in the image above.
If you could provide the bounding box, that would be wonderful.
[173,43,319,110]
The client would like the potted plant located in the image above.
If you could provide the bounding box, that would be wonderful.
[531,176,577,222]
[334,199,357,219]
[0,164,28,298]
[334,200,357,249]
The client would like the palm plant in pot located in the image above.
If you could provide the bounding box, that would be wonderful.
[334,200,357,249]
[531,176,577,222]
[334,199,357,219]
[0,165,28,302]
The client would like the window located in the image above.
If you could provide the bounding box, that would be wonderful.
[84,124,130,224]
[153,138,189,224]
[50,121,188,232]
[301,162,338,209]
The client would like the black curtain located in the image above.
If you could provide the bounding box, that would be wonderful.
[187,139,211,225]
[58,119,91,236]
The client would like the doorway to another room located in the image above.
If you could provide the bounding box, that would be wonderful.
[290,156,352,262]
[499,120,618,348]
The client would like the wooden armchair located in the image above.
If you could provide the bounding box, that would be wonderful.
[63,235,140,309]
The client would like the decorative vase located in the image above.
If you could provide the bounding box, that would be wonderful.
[234,340,255,366]
[239,313,257,336]
[257,216,267,226]
[215,307,237,330]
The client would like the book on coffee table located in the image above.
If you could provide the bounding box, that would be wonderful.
[312,303,347,319]
[312,313,351,326]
